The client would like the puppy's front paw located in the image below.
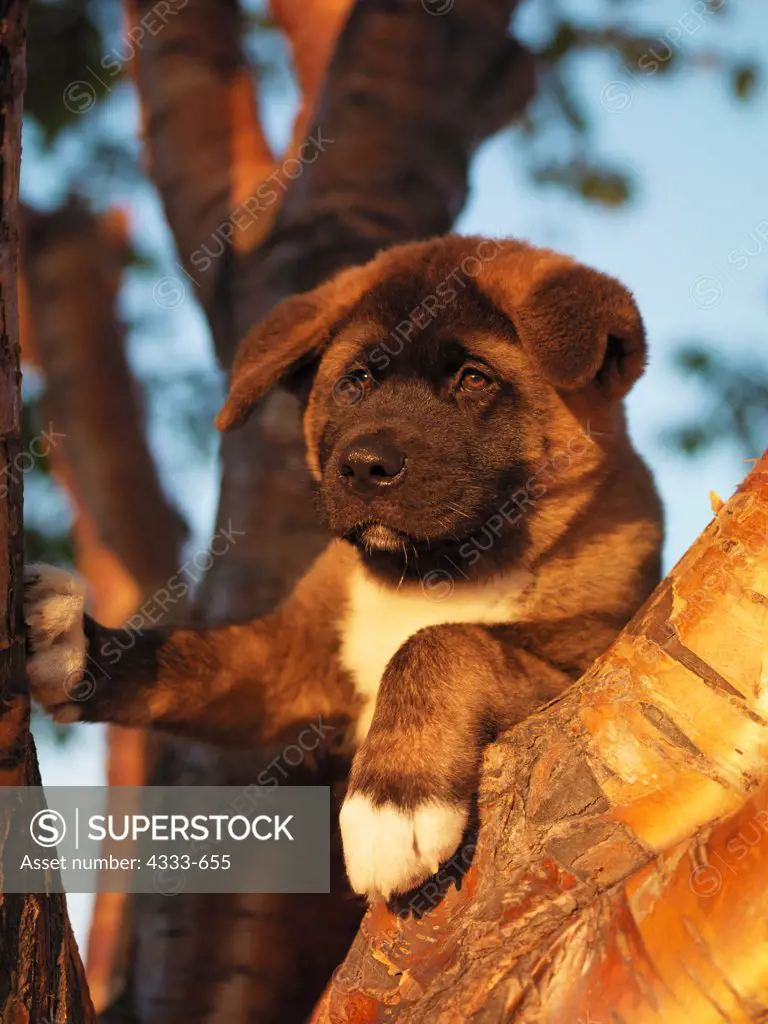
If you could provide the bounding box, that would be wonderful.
[24,563,88,721]
[339,792,468,901]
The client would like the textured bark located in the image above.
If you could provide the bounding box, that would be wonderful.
[21,200,189,1014]
[116,1,536,1021]
[0,4,94,1021]
[311,451,768,1024]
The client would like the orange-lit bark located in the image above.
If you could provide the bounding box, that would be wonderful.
[269,0,355,154]
[126,0,276,316]
[84,732,144,1015]
[311,451,768,1024]
[0,4,94,1019]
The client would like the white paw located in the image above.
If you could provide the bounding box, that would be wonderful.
[24,563,88,718]
[339,793,467,900]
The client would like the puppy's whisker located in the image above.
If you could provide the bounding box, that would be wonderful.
[398,541,408,589]
[446,503,472,521]
[410,543,421,581]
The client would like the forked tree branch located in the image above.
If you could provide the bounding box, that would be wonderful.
[230,0,536,344]
[127,0,538,623]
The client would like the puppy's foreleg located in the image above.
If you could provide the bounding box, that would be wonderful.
[339,624,503,900]
[339,625,563,900]
[23,563,320,746]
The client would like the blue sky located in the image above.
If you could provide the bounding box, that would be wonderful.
[29,0,767,942]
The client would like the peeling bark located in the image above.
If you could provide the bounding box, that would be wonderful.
[0,4,94,1021]
[311,451,768,1024]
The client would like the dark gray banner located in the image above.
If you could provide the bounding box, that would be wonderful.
[0,786,330,894]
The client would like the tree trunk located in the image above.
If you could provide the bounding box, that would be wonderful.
[0,4,94,1021]
[311,451,768,1024]
[109,1,536,1020]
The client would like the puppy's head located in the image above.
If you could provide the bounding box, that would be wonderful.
[216,237,647,580]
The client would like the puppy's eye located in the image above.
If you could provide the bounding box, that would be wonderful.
[349,368,375,394]
[458,368,492,393]
[334,366,375,406]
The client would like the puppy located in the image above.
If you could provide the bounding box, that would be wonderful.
[25,236,663,900]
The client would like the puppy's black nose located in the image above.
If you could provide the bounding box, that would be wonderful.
[339,435,406,493]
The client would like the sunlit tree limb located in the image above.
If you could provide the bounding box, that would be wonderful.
[312,451,768,1024]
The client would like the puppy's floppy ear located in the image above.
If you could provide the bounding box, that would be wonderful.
[480,245,646,400]
[215,264,374,432]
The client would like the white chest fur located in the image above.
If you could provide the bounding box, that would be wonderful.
[340,565,532,742]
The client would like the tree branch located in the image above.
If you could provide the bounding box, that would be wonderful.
[23,199,188,592]
[311,451,768,1023]
[270,0,356,154]
[230,0,536,344]
[128,0,275,335]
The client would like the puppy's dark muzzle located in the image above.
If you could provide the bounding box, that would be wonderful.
[339,434,407,496]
